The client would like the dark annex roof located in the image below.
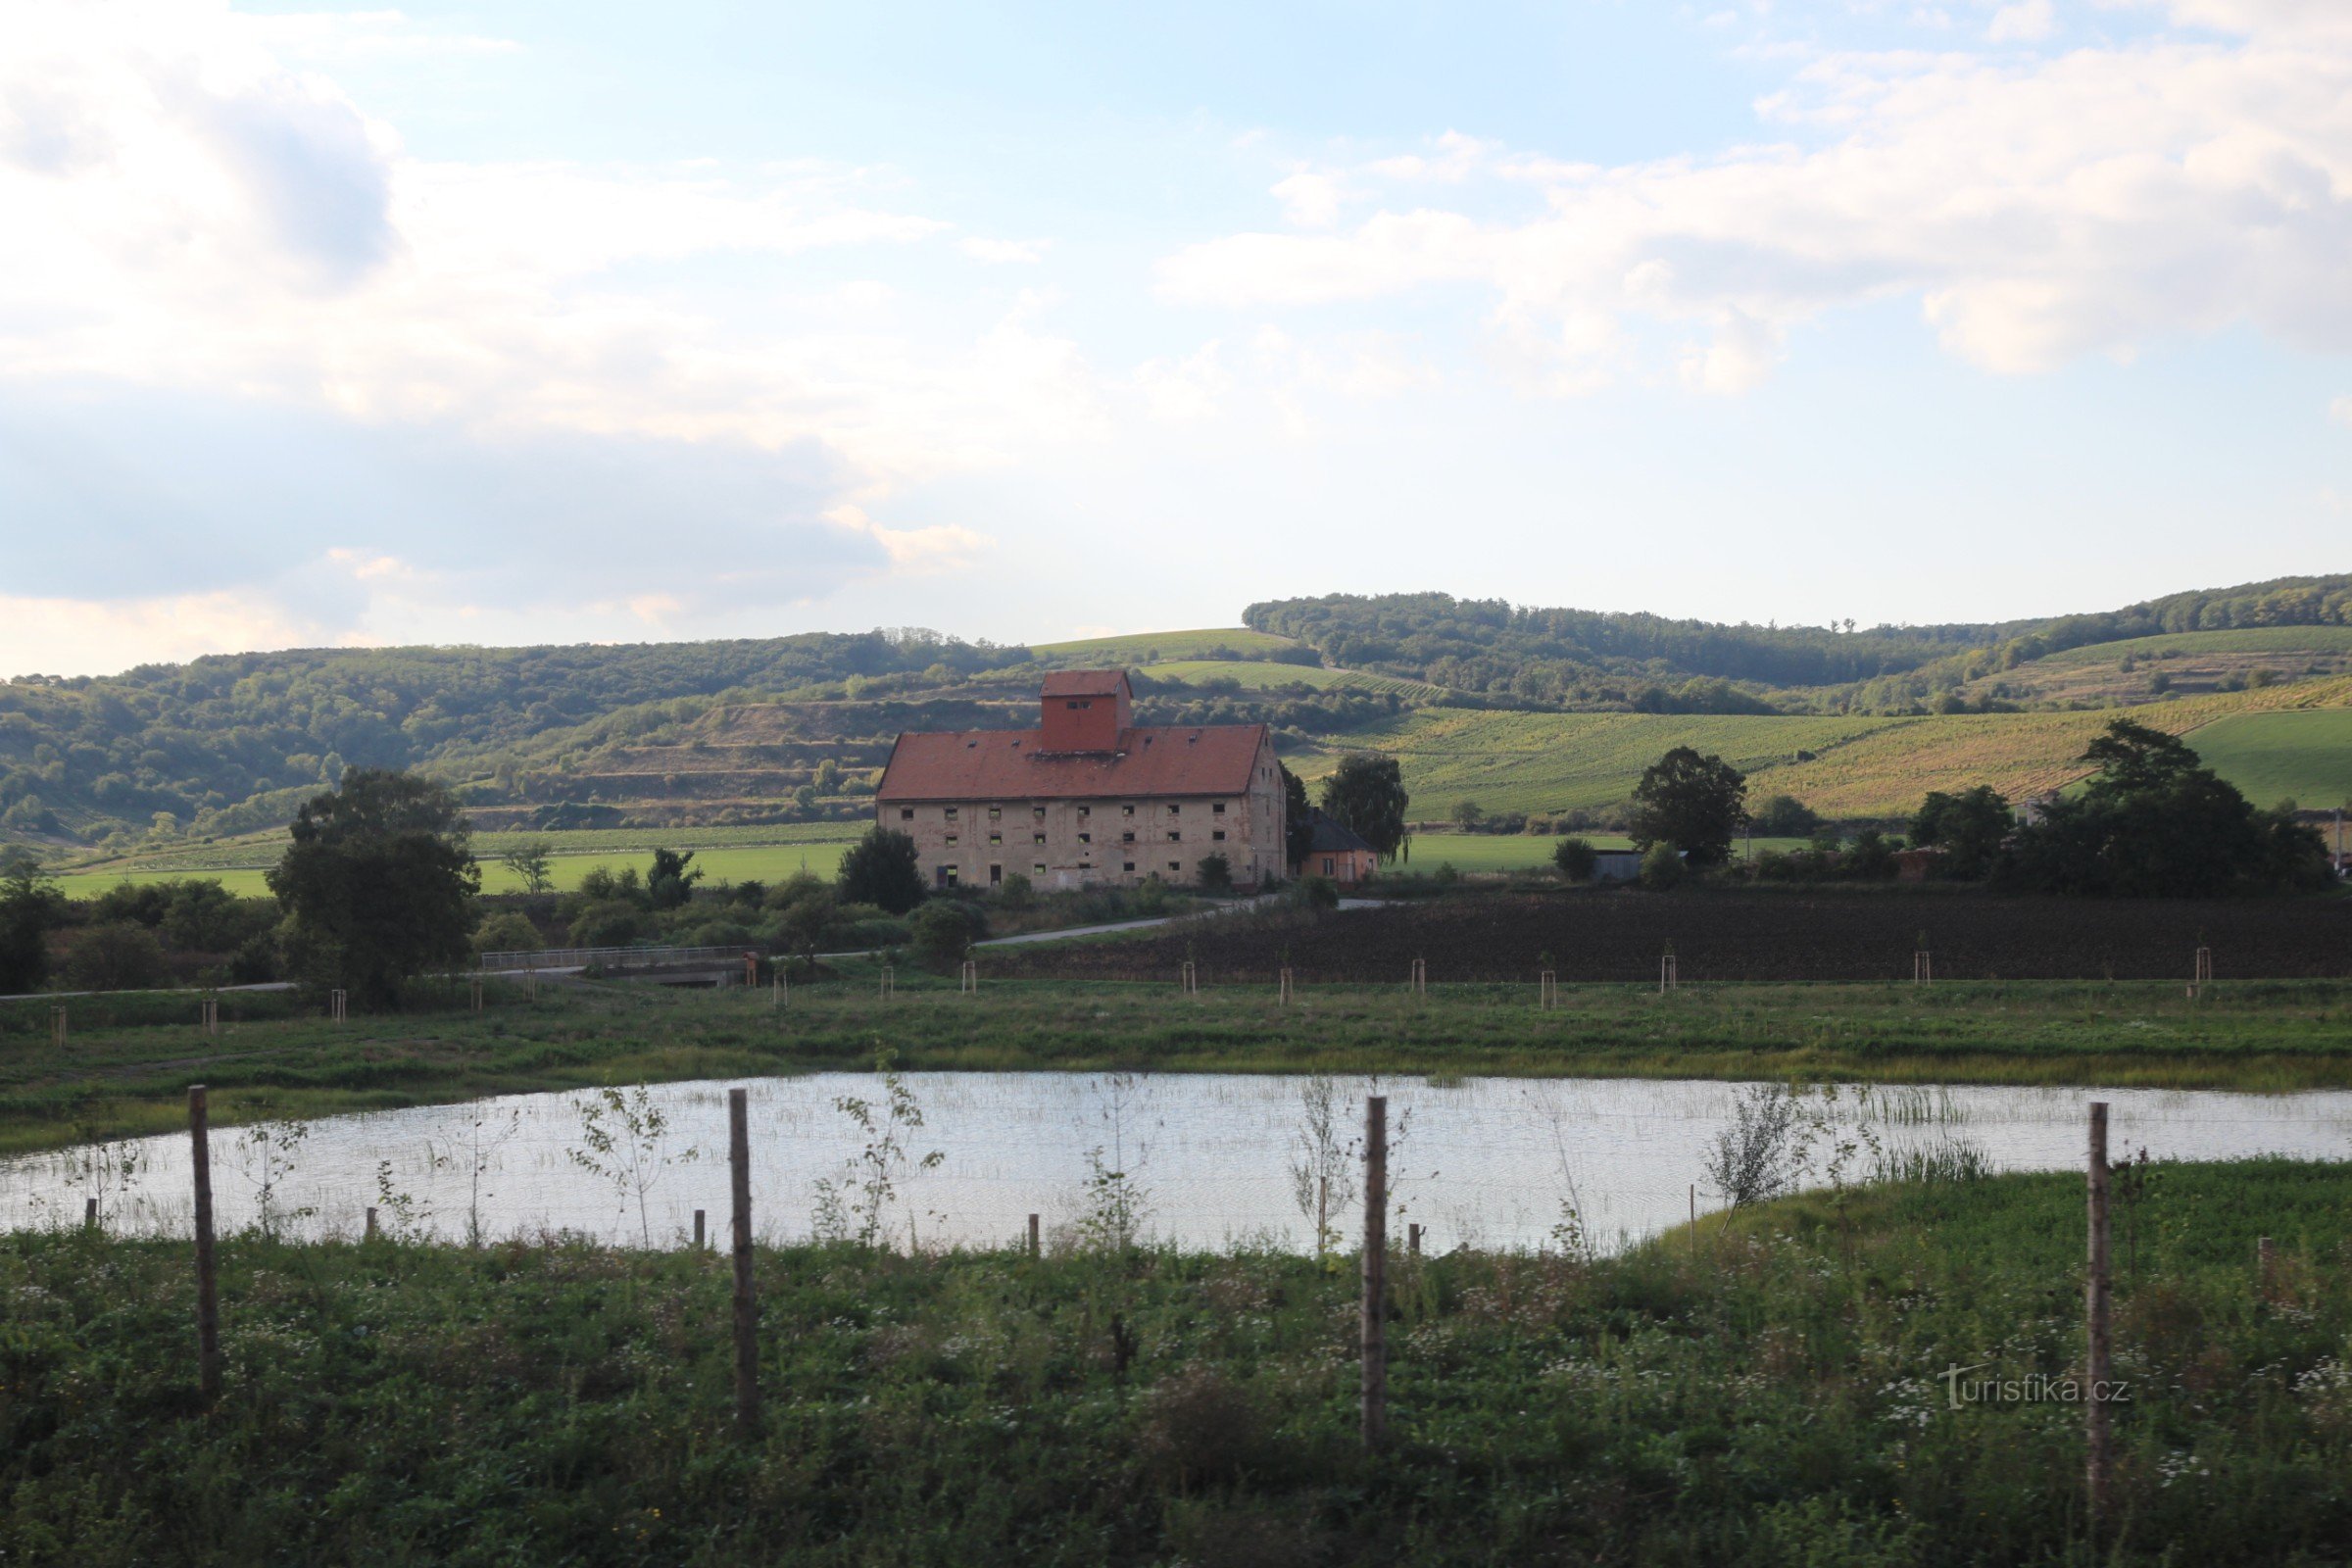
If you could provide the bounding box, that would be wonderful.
[1303,809,1375,855]
[876,722,1270,802]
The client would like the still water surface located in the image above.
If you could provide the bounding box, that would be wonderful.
[5,1074,2348,1252]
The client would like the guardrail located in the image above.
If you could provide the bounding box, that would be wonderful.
[478,946,752,972]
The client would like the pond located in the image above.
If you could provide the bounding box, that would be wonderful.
[6,1074,2350,1252]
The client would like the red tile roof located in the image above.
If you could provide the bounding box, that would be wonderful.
[1040,669,1132,698]
[877,723,1270,802]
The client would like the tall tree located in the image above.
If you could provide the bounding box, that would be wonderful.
[0,852,63,995]
[837,827,926,914]
[500,839,555,895]
[1627,748,1748,867]
[1279,761,1315,869]
[1318,753,1410,862]
[2001,718,2329,897]
[647,848,703,909]
[1908,786,2013,878]
[268,770,481,1008]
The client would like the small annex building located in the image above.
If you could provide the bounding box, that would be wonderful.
[1298,808,1378,887]
[874,670,1286,892]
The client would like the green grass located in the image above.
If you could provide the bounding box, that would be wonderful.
[2184,710,2352,810]
[1139,660,1446,698]
[1030,626,1303,663]
[1400,834,1816,873]
[50,839,860,902]
[11,974,2352,1157]
[6,1160,2349,1564]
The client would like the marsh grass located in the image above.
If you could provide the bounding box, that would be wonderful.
[4,1159,2349,1564]
[6,970,2352,1157]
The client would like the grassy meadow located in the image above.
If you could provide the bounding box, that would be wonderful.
[1140,659,1446,698]
[5,1158,2348,1564]
[10,972,2352,1157]
[1292,679,2352,818]
[2181,710,2352,809]
[1031,626,1304,663]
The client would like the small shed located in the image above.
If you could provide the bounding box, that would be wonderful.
[1592,849,1645,883]
[1299,810,1379,886]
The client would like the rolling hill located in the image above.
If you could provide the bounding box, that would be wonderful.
[8,573,2352,859]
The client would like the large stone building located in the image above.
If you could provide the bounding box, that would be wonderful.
[873,670,1286,891]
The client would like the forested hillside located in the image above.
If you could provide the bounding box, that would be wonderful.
[1247,576,2352,710]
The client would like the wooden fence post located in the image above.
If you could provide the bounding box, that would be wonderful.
[1408,957,1426,997]
[694,1208,707,1249]
[1539,969,1557,1008]
[878,965,895,1002]
[1027,1212,1041,1259]
[469,977,483,1013]
[1914,950,1932,984]
[1659,952,1678,994]
[2086,1101,2113,1540]
[1279,966,1294,1004]
[189,1085,220,1404]
[729,1087,760,1437]
[84,1196,98,1229]
[960,958,977,994]
[1361,1095,1389,1450]
[745,953,760,989]
[1407,1221,1421,1256]
[365,1206,379,1241]
[52,1005,66,1048]
[329,989,347,1024]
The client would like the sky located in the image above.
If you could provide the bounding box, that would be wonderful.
[3,0,2351,677]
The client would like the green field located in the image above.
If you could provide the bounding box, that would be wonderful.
[1298,680,2352,818]
[1139,659,1444,698]
[52,841,858,902]
[2184,710,2352,808]
[1399,833,1814,872]
[1031,626,1302,664]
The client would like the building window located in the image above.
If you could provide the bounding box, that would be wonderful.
[1121,830,1135,844]
[1166,804,1181,815]
[945,806,958,819]
[1033,862,1046,875]
[900,808,913,820]
[1078,832,1092,844]
[946,833,958,846]
[1033,806,1047,820]
[989,832,1002,845]
[1168,831,1181,843]
[1212,802,1227,815]
[1323,858,1335,875]
[938,865,957,888]
[1078,861,1093,870]
[1122,804,1135,817]
[1033,832,1046,845]
[1078,805,1091,818]
[990,864,1003,885]
[1123,861,1136,872]
[1212,830,1226,842]
[989,807,1002,821]
[1168,861,1181,873]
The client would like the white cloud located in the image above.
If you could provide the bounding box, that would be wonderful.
[959,236,1047,264]
[1271,171,1345,227]
[2331,394,2352,426]
[1159,18,2352,391]
[1986,0,2056,41]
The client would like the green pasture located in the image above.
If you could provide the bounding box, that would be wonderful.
[2185,709,2352,809]
[50,840,858,902]
[1399,832,1814,872]
[1030,625,1301,664]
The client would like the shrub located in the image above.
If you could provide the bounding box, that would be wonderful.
[994,871,1034,911]
[837,828,925,914]
[1196,853,1233,893]
[473,911,542,954]
[1291,875,1339,911]
[1132,875,1170,917]
[1639,843,1684,890]
[567,901,645,949]
[908,901,979,970]
[1552,836,1597,882]
[1747,794,1823,839]
[64,921,169,991]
